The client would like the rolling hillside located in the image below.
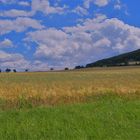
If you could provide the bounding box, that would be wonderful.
[86,49,140,68]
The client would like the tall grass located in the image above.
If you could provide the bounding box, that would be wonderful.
[0,67,140,139]
[0,66,140,109]
[0,95,139,140]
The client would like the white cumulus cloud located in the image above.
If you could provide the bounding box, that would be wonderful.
[0,17,44,35]
[0,39,13,48]
[25,15,140,68]
[84,0,110,8]
[0,50,30,70]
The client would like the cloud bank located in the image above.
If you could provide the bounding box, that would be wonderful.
[0,0,139,71]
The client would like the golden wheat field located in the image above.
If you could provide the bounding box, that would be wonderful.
[0,66,140,108]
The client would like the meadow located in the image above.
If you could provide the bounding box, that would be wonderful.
[0,66,140,139]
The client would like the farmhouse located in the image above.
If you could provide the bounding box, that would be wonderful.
[128,61,140,65]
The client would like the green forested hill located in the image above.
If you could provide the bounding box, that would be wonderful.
[86,49,140,67]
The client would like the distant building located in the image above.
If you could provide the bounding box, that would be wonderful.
[128,61,140,65]
[116,62,126,66]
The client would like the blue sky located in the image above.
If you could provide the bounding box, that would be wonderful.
[0,0,140,71]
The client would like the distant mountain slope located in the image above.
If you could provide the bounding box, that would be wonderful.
[86,49,140,68]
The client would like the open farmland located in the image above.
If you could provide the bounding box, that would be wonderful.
[0,66,140,140]
[0,66,140,108]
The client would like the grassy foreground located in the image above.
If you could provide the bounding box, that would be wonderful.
[0,95,139,140]
[0,67,140,139]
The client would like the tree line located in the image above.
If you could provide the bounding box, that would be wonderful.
[0,69,29,73]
